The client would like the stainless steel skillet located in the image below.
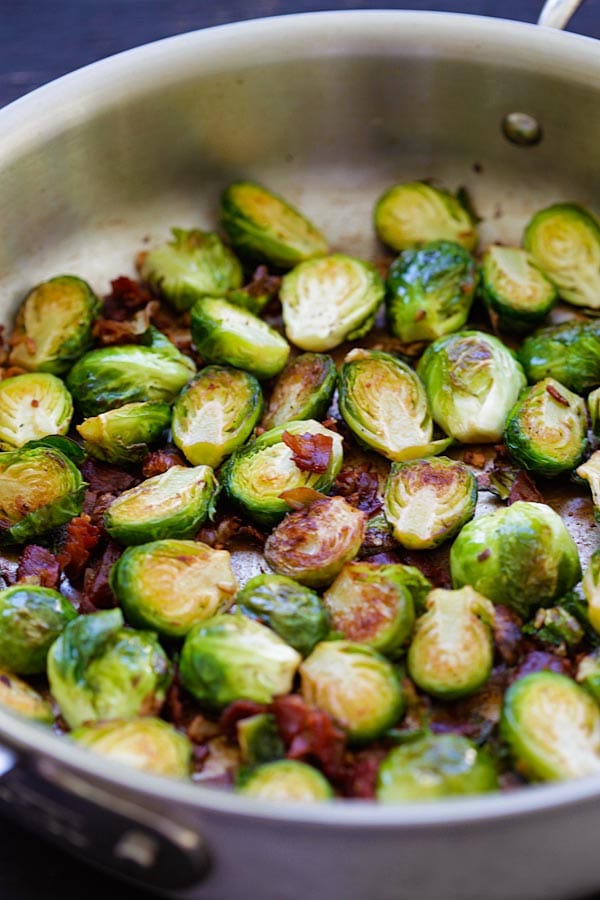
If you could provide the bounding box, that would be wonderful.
[0,6,600,899]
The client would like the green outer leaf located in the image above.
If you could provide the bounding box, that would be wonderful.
[22,435,86,463]
[518,318,600,394]
[479,245,556,332]
[78,401,172,464]
[0,585,77,675]
[261,353,337,430]
[236,759,333,800]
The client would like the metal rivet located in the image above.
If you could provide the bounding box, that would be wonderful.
[501,112,543,146]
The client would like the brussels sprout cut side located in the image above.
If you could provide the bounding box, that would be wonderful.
[77,401,171,464]
[417,330,526,443]
[0,670,54,723]
[139,228,243,311]
[104,465,217,545]
[576,452,600,523]
[300,641,404,743]
[0,585,77,675]
[377,733,498,802]
[581,549,600,635]
[9,275,101,374]
[280,254,384,352]
[190,296,289,380]
[384,456,477,550]
[386,240,477,342]
[450,501,581,618]
[0,372,73,450]
[480,245,557,332]
[110,539,237,638]
[179,614,300,709]
[221,181,328,268]
[518,318,600,394]
[374,181,478,253]
[0,446,85,544]
[71,718,192,778]
[237,760,333,802]
[501,671,600,781]
[261,352,337,430]
[524,203,600,310]
[172,366,263,467]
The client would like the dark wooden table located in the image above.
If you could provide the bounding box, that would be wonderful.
[1,1,599,898]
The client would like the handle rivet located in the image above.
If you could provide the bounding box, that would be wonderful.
[501,112,543,146]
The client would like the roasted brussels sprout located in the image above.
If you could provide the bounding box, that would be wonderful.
[179,613,300,708]
[0,446,85,544]
[504,378,587,476]
[0,669,54,723]
[221,181,328,268]
[8,275,100,374]
[501,671,600,781]
[383,456,477,550]
[236,759,333,801]
[264,496,366,589]
[587,387,600,437]
[236,574,330,657]
[261,353,337,430]
[139,228,243,311]
[407,587,494,700]
[575,452,600,523]
[524,606,584,650]
[104,465,217,545]
[385,240,477,342]
[523,203,600,310]
[417,330,526,443]
[518,318,600,394]
[0,372,73,449]
[110,539,237,639]
[377,733,498,802]
[0,585,77,675]
[66,335,195,417]
[222,419,343,527]
[322,562,415,658]
[450,501,581,618]
[374,181,477,253]
[280,254,384,352]
[339,349,448,461]
[47,608,172,729]
[581,549,600,634]
[71,718,192,778]
[190,296,290,380]
[172,366,263,467]
[480,245,557,332]
[300,640,404,743]
[76,401,171,464]
[237,712,285,767]
[576,649,600,704]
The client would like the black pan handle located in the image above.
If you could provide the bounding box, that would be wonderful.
[0,741,211,895]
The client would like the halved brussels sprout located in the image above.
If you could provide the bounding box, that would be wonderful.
[587,387,600,437]
[0,372,73,449]
[523,203,600,310]
[236,574,330,657]
[376,733,498,802]
[221,181,328,268]
[575,452,600,523]
[0,446,85,544]
[264,496,366,589]
[374,181,478,253]
[581,549,600,634]
[104,465,217,545]
[76,401,171,465]
[236,759,333,801]
[66,336,196,417]
[504,378,587,476]
[280,254,384,352]
[47,608,172,729]
[480,245,557,332]
[190,296,289,380]
[0,669,54,723]
[576,649,600,704]
[450,501,582,618]
[222,419,343,527]
[172,366,263,468]
[237,712,285,767]
[110,539,237,639]
[179,613,300,709]
[261,353,337,430]
[300,640,404,743]
[500,671,600,781]
[71,718,192,778]
[339,349,448,461]
[383,456,477,550]
[385,240,477,342]
[322,562,415,658]
[139,228,243,311]
[407,587,494,700]
[0,585,77,675]
[518,318,600,394]
[524,606,584,650]
[8,275,101,374]
[417,330,526,443]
